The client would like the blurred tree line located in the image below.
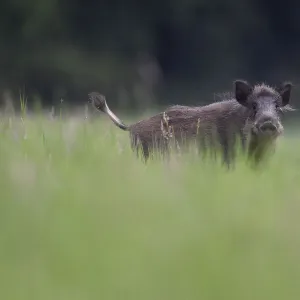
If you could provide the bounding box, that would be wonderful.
[0,0,300,109]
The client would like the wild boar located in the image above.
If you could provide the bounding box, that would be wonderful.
[88,80,294,167]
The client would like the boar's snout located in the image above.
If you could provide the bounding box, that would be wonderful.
[259,121,277,133]
[253,114,282,137]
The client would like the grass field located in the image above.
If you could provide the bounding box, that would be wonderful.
[0,108,300,300]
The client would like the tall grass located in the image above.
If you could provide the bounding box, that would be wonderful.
[0,106,299,300]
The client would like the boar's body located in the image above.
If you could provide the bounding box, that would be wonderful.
[128,101,249,162]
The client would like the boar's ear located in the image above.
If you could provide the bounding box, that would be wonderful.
[276,82,292,106]
[234,80,253,106]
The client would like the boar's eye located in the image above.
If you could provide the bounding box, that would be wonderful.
[252,102,257,111]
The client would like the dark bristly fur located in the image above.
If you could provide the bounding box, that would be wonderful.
[88,80,295,167]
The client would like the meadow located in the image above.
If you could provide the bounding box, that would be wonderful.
[0,103,300,300]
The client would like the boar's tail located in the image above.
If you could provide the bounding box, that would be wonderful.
[88,92,129,131]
